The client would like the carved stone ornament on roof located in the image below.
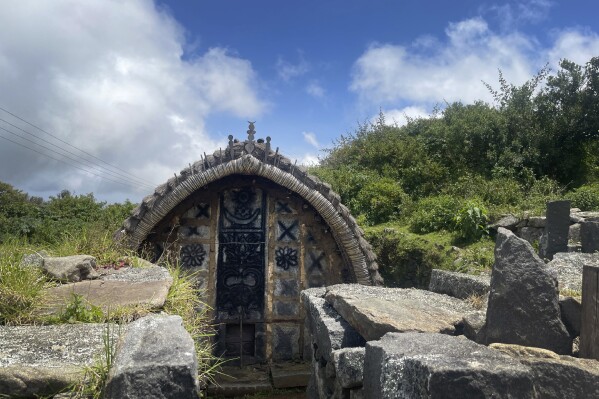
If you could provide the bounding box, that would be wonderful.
[245,121,256,154]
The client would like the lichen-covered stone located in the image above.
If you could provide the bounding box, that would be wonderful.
[0,323,120,398]
[331,347,365,389]
[104,315,199,399]
[491,343,599,399]
[481,228,572,354]
[42,254,98,282]
[324,284,475,341]
[364,332,534,399]
[428,269,490,299]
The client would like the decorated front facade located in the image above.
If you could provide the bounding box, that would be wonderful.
[118,123,381,363]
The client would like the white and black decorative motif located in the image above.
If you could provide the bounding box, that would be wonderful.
[275,201,292,214]
[183,203,210,219]
[275,246,298,270]
[217,187,266,319]
[277,220,298,241]
[307,250,326,273]
[180,243,207,268]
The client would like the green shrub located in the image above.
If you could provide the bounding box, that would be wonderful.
[0,241,47,325]
[453,200,489,242]
[409,195,460,234]
[568,184,599,211]
[365,228,448,288]
[355,178,410,225]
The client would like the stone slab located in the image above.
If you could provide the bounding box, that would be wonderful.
[560,296,582,337]
[364,332,534,399]
[542,200,571,260]
[207,365,272,396]
[0,323,120,397]
[270,362,311,388]
[581,221,599,253]
[41,266,173,314]
[491,343,599,399]
[104,314,199,399]
[428,269,490,299]
[324,284,475,341]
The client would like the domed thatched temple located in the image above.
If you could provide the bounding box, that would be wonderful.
[118,123,381,363]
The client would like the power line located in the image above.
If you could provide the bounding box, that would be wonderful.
[0,116,155,188]
[0,123,155,190]
[0,133,149,190]
[0,106,159,186]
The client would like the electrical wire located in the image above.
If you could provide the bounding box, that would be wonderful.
[0,106,159,186]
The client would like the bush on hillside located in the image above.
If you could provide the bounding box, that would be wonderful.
[453,200,489,242]
[409,195,460,234]
[355,178,410,225]
[568,183,599,211]
[365,228,448,288]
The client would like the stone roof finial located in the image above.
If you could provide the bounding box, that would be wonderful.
[247,121,256,142]
[245,121,256,154]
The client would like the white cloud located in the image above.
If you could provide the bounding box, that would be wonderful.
[299,153,320,166]
[306,80,326,98]
[488,0,553,31]
[546,29,599,68]
[350,17,599,108]
[0,0,266,202]
[376,106,430,127]
[276,52,310,81]
[302,132,320,148]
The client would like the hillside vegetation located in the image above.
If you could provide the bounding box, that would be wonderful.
[310,57,599,285]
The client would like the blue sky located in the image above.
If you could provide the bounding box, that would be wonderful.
[0,0,598,202]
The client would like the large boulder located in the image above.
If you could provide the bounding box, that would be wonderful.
[491,343,599,399]
[428,269,490,299]
[301,289,364,363]
[324,284,475,341]
[480,228,572,354]
[42,255,99,282]
[364,332,535,399]
[104,314,199,399]
[0,323,120,398]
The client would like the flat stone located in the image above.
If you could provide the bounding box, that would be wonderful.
[331,347,365,389]
[481,228,572,354]
[208,365,272,396]
[491,343,599,399]
[324,284,475,341]
[104,314,199,399]
[428,269,490,299]
[41,266,173,314]
[547,252,599,292]
[364,332,535,399]
[581,221,599,253]
[0,323,120,397]
[270,362,311,388]
[42,255,99,282]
